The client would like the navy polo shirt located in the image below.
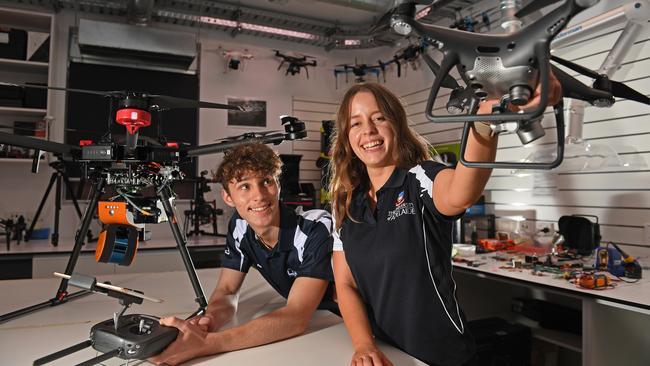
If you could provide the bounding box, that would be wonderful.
[333,161,476,366]
[220,204,338,312]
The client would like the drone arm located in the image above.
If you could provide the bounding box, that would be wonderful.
[0,131,80,157]
[551,64,613,104]
[420,51,459,89]
[186,134,285,157]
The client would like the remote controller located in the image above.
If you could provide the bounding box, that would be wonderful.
[91,314,179,359]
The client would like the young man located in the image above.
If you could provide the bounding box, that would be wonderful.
[150,143,337,366]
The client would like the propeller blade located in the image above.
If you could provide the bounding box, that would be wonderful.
[147,95,241,111]
[0,131,80,156]
[610,81,650,105]
[551,56,600,79]
[515,0,560,19]
[551,65,613,104]
[0,81,116,97]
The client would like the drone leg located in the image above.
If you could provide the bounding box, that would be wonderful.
[55,179,106,299]
[158,185,208,313]
[33,340,93,366]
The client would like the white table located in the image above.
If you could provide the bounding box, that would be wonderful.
[0,269,426,365]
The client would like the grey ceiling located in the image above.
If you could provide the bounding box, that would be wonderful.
[0,0,489,49]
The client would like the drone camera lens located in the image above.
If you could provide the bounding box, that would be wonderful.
[509,85,531,106]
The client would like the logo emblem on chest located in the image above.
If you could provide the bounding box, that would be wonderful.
[387,190,415,221]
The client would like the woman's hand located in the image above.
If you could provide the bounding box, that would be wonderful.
[350,344,394,366]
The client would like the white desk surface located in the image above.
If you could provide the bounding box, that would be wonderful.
[0,236,226,256]
[0,269,426,366]
[452,252,650,312]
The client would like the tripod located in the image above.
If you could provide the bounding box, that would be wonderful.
[0,176,208,324]
[24,161,95,246]
[184,171,225,237]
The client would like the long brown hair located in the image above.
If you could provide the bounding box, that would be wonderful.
[329,83,431,229]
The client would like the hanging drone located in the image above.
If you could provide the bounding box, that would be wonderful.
[333,58,387,89]
[273,50,317,78]
[220,47,254,73]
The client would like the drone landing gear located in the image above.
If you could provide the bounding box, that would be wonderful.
[0,177,208,324]
[25,161,96,246]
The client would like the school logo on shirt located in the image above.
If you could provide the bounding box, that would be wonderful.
[395,190,405,206]
[287,268,298,277]
[387,191,415,221]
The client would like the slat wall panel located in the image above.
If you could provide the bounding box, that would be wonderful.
[291,97,339,188]
[398,17,650,250]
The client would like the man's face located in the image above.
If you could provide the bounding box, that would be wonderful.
[222,171,280,230]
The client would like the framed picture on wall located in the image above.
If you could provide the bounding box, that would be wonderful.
[227,97,267,128]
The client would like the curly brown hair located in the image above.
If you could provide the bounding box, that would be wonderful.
[214,143,282,193]
[329,83,431,230]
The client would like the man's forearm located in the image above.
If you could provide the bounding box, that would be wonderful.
[204,305,310,354]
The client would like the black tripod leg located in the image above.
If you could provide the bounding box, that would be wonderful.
[54,179,105,300]
[61,172,94,242]
[62,173,83,218]
[158,186,208,312]
[25,172,57,241]
[51,174,61,246]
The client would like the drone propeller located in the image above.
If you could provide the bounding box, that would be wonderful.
[0,82,240,112]
[214,131,281,143]
[516,0,599,19]
[551,65,613,104]
[551,56,650,105]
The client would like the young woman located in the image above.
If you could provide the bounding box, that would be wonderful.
[329,81,561,366]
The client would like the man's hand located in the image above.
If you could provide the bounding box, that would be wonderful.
[148,317,211,366]
[350,344,393,366]
[187,314,216,332]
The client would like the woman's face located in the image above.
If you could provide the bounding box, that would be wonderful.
[347,91,397,169]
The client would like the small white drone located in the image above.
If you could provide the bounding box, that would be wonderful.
[220,47,254,73]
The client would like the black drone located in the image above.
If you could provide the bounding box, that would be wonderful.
[0,82,307,331]
[334,58,387,88]
[383,0,650,169]
[384,40,428,78]
[274,50,317,78]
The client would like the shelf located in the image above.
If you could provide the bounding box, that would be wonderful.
[0,106,47,116]
[0,158,35,163]
[0,58,48,74]
[532,327,582,353]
